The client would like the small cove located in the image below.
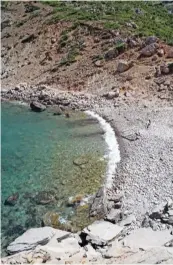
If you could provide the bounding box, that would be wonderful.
[1,102,107,256]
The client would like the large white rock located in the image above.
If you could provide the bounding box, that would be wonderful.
[122,228,173,249]
[83,220,123,246]
[7,227,56,254]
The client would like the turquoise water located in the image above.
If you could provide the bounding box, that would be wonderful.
[1,102,106,256]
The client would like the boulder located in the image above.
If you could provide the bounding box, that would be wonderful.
[30,101,46,112]
[7,227,55,254]
[140,43,159,57]
[82,220,123,246]
[117,60,132,73]
[4,192,19,206]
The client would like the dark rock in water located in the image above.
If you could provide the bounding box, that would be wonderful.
[33,191,55,205]
[4,193,19,206]
[30,101,46,112]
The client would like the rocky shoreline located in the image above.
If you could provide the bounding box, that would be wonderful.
[1,83,173,263]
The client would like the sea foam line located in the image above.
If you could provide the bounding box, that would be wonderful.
[85,110,121,189]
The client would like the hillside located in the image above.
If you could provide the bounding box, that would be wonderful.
[1,1,173,99]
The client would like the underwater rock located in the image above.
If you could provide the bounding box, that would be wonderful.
[67,195,84,207]
[73,157,89,167]
[4,193,19,206]
[33,191,55,205]
[42,211,72,231]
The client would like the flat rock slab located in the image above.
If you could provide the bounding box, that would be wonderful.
[122,228,173,249]
[7,227,55,254]
[116,247,173,264]
[83,220,123,246]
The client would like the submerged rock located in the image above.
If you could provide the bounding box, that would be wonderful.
[73,157,89,167]
[30,101,46,112]
[4,192,19,206]
[42,211,72,231]
[7,227,55,254]
[33,191,55,205]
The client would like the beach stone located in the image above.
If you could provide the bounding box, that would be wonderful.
[30,101,46,112]
[82,220,123,246]
[33,191,55,205]
[122,228,173,249]
[7,227,55,254]
[4,192,19,206]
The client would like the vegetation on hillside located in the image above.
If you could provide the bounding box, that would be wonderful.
[43,1,173,44]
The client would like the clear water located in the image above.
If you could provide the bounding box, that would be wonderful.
[1,102,106,256]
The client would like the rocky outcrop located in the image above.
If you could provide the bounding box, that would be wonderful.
[3,225,173,264]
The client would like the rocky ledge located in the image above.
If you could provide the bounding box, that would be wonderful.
[1,221,173,264]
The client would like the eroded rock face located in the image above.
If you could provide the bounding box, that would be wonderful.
[7,227,55,254]
[30,101,46,112]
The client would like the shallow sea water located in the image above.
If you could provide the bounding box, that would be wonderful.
[1,102,106,256]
